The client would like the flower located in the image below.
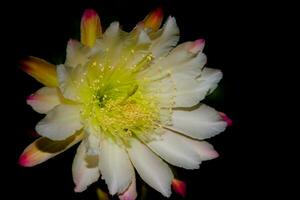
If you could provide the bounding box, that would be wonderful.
[19,8,229,199]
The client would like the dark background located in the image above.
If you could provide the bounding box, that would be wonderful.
[2,0,273,199]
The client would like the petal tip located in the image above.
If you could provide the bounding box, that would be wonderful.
[19,58,32,73]
[67,39,78,47]
[18,153,30,167]
[82,9,98,21]
[153,7,164,18]
[210,150,219,159]
[172,179,186,197]
[219,112,233,126]
[19,56,58,87]
[189,39,205,54]
[26,94,36,101]
[143,7,164,31]
[74,185,85,193]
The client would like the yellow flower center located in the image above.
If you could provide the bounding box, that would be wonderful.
[75,53,161,145]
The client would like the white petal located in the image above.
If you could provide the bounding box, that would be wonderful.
[150,16,179,58]
[144,130,202,169]
[102,22,121,48]
[86,132,100,155]
[169,104,227,139]
[36,104,82,140]
[27,87,61,114]
[197,67,223,95]
[57,64,89,101]
[128,138,173,197]
[149,73,202,107]
[149,68,222,108]
[138,30,151,44]
[118,172,137,200]
[99,139,134,195]
[188,140,219,161]
[56,64,77,101]
[118,30,152,70]
[65,39,90,68]
[141,42,206,80]
[72,141,100,192]
[145,130,219,168]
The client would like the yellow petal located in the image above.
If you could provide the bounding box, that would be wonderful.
[19,131,83,167]
[20,56,58,87]
[143,7,164,31]
[81,9,102,47]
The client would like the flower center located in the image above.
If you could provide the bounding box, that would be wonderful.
[77,54,161,144]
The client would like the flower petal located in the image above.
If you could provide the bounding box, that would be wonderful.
[149,73,201,108]
[219,112,233,126]
[27,87,62,114]
[128,138,173,197]
[143,7,164,31]
[188,39,205,54]
[169,104,227,140]
[144,130,202,169]
[99,139,134,195]
[72,141,100,192]
[150,16,179,57]
[172,179,186,197]
[85,131,100,155]
[36,104,82,140]
[188,140,219,161]
[118,173,137,200]
[19,131,83,167]
[81,9,102,47]
[20,56,58,87]
[149,67,222,108]
[196,67,223,95]
[56,64,89,101]
[65,39,90,68]
[141,40,206,81]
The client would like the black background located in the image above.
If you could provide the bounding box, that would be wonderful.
[2,0,274,199]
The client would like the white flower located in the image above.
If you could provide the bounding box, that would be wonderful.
[19,8,229,199]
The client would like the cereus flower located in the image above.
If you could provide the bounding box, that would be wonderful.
[19,8,230,199]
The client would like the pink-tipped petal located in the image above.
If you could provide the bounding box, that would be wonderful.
[81,9,102,47]
[219,112,233,126]
[19,153,30,166]
[192,141,219,160]
[19,131,83,167]
[72,141,100,192]
[188,39,205,54]
[67,39,79,48]
[142,7,164,31]
[118,173,137,200]
[26,87,62,114]
[172,179,186,197]
[26,94,36,101]
[20,56,58,87]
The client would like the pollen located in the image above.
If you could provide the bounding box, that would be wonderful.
[78,54,161,145]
